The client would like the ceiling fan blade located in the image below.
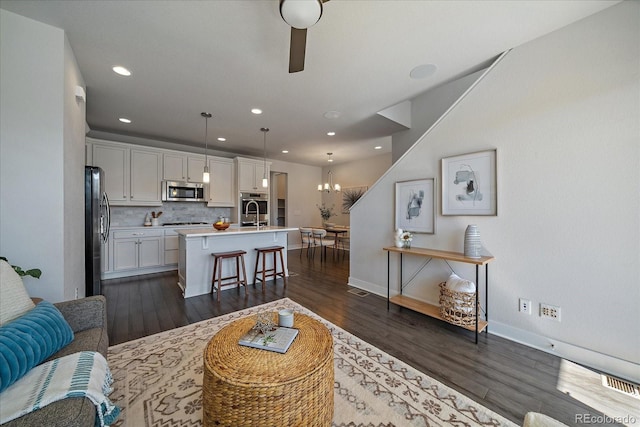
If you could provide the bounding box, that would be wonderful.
[289,27,307,73]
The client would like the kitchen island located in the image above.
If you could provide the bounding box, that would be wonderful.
[177,226,298,298]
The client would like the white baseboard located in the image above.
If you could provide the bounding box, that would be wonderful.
[347,277,640,384]
[489,321,639,384]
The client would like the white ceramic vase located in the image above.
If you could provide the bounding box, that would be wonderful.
[464,225,481,258]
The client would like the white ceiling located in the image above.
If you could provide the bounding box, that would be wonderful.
[1,0,618,166]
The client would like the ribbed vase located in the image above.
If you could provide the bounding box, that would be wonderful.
[464,225,482,258]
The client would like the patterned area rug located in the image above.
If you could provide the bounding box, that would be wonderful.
[108,298,516,427]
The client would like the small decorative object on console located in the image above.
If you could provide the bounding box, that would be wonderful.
[400,231,413,248]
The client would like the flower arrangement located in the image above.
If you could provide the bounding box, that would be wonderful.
[400,231,413,248]
[316,203,337,221]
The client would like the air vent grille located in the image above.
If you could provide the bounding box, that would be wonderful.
[602,375,640,399]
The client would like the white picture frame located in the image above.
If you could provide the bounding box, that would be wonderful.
[441,149,497,216]
[394,178,435,234]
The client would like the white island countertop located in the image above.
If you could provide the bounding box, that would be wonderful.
[177,226,297,238]
[177,226,298,298]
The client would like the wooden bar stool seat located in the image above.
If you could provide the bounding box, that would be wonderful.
[211,250,248,302]
[252,246,287,291]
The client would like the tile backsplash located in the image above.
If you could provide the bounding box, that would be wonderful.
[110,203,232,227]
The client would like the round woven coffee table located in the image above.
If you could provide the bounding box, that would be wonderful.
[202,313,334,427]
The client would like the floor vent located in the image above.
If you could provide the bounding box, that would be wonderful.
[348,289,369,297]
[602,375,640,399]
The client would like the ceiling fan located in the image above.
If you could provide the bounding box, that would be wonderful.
[279,0,329,73]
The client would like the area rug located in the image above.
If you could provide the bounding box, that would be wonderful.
[107,298,516,427]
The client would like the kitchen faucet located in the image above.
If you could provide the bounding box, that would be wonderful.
[245,199,261,230]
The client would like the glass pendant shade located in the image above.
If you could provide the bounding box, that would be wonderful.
[201,112,212,184]
[261,127,269,188]
[203,166,210,184]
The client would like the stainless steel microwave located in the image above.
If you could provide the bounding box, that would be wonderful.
[161,181,205,202]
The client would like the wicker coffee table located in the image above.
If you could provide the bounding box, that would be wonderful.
[202,313,334,427]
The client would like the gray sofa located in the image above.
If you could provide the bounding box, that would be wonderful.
[4,295,109,427]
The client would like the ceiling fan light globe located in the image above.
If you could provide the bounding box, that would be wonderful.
[280,0,323,29]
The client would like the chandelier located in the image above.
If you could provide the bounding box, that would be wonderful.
[318,153,340,192]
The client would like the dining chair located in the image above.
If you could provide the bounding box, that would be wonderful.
[335,225,350,259]
[311,228,335,261]
[299,227,314,258]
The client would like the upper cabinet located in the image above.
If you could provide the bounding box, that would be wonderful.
[88,138,162,206]
[163,153,206,183]
[235,157,271,193]
[87,138,236,208]
[207,157,235,207]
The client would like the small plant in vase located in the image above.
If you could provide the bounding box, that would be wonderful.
[400,231,413,249]
[316,203,337,225]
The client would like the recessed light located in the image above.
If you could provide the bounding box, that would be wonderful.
[328,158,333,162]
[327,131,335,136]
[119,117,131,123]
[410,63,437,79]
[323,111,341,119]
[374,146,382,150]
[251,108,262,115]
[282,150,289,154]
[112,66,131,76]
[217,137,226,142]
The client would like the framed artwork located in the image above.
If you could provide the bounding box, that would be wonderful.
[441,149,497,216]
[342,186,368,213]
[394,178,435,234]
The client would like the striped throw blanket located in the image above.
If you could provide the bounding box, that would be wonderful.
[0,351,120,426]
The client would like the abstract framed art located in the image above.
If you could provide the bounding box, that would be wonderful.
[394,178,435,234]
[441,149,497,216]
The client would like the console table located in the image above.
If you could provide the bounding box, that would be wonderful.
[384,246,495,343]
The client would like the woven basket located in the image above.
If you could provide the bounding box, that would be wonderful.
[438,282,478,327]
[203,313,334,427]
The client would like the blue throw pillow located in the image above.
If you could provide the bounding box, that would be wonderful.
[0,301,74,393]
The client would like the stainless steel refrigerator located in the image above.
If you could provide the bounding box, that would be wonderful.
[85,166,110,296]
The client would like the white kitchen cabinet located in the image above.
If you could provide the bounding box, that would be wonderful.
[112,229,164,272]
[92,143,129,203]
[207,157,235,207]
[187,156,206,183]
[163,153,187,181]
[163,152,206,183]
[89,138,162,206]
[236,157,271,193]
[130,149,162,203]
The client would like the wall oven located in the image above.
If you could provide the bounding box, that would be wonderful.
[240,193,269,226]
[161,181,205,202]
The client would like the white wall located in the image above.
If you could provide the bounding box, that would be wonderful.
[350,1,639,382]
[392,69,485,163]
[0,10,85,302]
[63,35,87,299]
[269,159,322,247]
[320,153,392,226]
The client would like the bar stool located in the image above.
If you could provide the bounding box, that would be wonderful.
[253,246,287,292]
[211,250,248,302]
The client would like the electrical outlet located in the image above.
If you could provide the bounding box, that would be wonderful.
[519,298,531,314]
[540,303,561,321]
[75,288,79,299]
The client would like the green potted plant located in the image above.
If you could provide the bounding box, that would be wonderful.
[0,256,42,279]
[316,203,337,225]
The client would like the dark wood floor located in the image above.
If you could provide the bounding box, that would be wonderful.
[103,249,627,426]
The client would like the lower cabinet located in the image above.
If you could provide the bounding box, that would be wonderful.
[102,226,207,279]
[102,229,165,278]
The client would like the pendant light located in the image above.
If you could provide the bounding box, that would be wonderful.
[261,127,269,188]
[201,112,212,183]
[318,153,341,192]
